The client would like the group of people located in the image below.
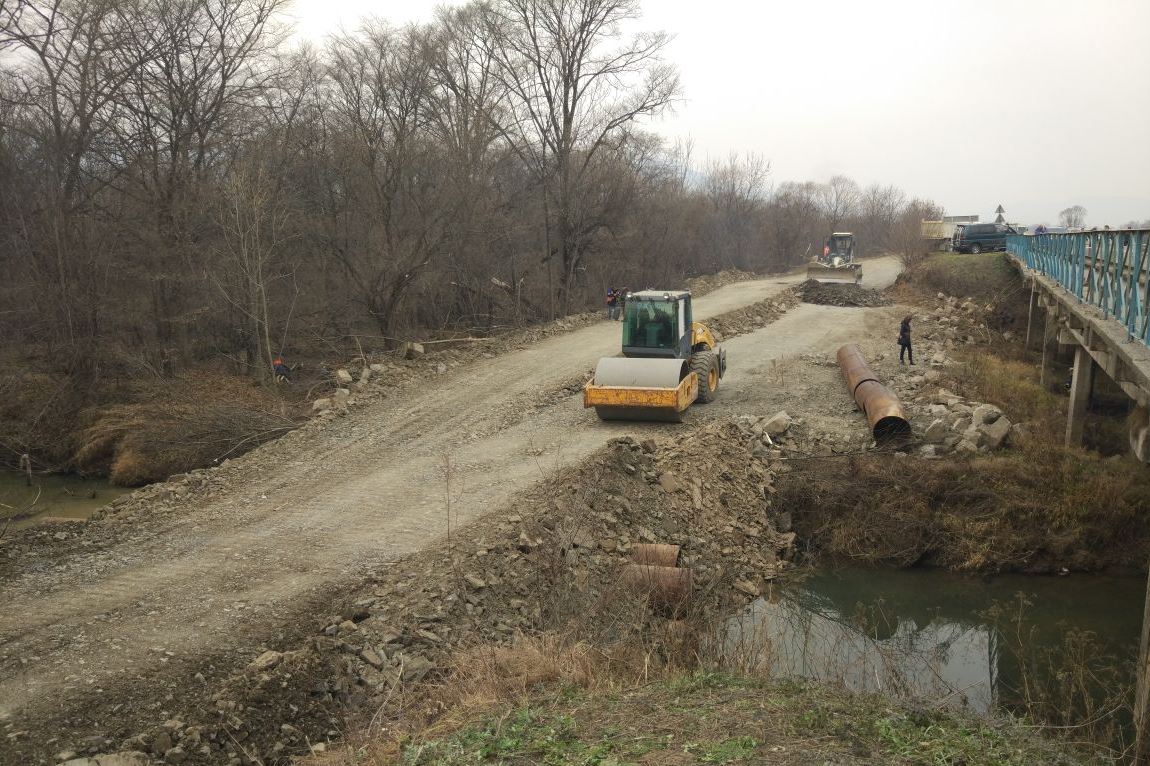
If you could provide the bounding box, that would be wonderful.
[605,287,629,320]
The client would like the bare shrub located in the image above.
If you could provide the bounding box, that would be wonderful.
[985,594,1135,755]
[73,394,299,485]
[445,635,607,709]
[776,440,1150,573]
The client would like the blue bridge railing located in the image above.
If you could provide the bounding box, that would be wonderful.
[1008,229,1150,346]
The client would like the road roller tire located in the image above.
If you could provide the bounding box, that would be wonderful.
[690,350,719,404]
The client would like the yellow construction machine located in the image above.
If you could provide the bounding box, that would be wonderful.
[807,232,862,284]
[583,290,726,421]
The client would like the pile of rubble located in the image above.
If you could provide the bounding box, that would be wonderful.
[919,391,1013,455]
[684,268,759,296]
[706,290,801,340]
[885,292,1020,457]
[106,419,796,764]
[797,279,890,308]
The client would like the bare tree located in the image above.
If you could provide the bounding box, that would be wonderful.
[890,197,944,269]
[210,158,294,380]
[1059,205,1087,228]
[703,153,769,270]
[765,181,821,269]
[324,22,449,342]
[111,0,288,366]
[0,0,156,360]
[486,0,680,314]
[423,4,515,327]
[817,174,860,232]
[855,183,908,254]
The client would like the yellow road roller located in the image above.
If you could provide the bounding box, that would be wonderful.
[583,290,726,421]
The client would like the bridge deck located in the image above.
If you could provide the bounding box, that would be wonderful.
[1012,253,1150,409]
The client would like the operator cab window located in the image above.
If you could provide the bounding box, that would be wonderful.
[623,300,679,350]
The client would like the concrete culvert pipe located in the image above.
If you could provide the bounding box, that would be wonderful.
[630,543,681,567]
[619,564,693,615]
[836,344,911,441]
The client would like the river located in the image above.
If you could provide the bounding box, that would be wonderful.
[0,469,129,530]
[728,566,1144,725]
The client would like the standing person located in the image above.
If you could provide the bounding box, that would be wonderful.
[606,288,619,320]
[617,287,629,320]
[898,316,914,365]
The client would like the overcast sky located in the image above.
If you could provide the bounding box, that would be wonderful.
[288,0,1150,226]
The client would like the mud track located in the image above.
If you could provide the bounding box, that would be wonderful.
[0,258,902,755]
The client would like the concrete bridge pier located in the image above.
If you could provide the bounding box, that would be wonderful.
[1065,345,1096,447]
[1011,255,1150,456]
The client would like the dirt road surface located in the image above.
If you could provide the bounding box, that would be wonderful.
[0,257,902,747]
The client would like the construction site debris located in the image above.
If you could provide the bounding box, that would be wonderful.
[798,279,890,307]
[705,289,801,340]
[114,419,794,764]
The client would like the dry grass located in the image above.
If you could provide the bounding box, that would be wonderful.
[909,253,1026,307]
[1,366,303,485]
[954,353,1063,431]
[73,398,297,485]
[445,635,608,706]
[777,440,1150,573]
[309,636,1093,766]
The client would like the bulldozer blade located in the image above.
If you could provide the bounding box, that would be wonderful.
[594,405,684,422]
[806,264,861,284]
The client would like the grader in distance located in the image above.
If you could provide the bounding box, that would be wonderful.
[807,232,862,284]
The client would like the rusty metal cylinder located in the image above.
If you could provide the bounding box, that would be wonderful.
[630,543,681,568]
[836,344,911,440]
[619,564,693,613]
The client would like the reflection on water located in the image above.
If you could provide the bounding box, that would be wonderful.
[726,566,1144,717]
[0,469,129,529]
[729,593,996,712]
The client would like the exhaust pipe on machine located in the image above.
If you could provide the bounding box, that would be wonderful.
[836,344,911,441]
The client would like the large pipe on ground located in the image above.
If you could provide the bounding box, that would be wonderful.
[836,344,911,441]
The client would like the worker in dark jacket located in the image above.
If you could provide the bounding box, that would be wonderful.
[273,357,292,383]
[898,316,914,365]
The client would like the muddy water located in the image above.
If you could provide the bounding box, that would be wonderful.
[0,469,129,529]
[728,566,1144,716]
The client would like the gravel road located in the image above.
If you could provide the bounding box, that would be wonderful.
[0,256,902,748]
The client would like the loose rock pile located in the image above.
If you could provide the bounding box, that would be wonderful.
[706,290,801,339]
[797,279,890,308]
[683,268,759,296]
[885,291,1019,457]
[111,419,796,764]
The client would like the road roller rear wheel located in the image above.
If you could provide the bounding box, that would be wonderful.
[690,350,719,403]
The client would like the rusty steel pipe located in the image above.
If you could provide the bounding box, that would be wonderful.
[619,564,693,614]
[630,543,681,568]
[836,344,911,441]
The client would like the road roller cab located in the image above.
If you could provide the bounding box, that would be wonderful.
[584,291,726,421]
